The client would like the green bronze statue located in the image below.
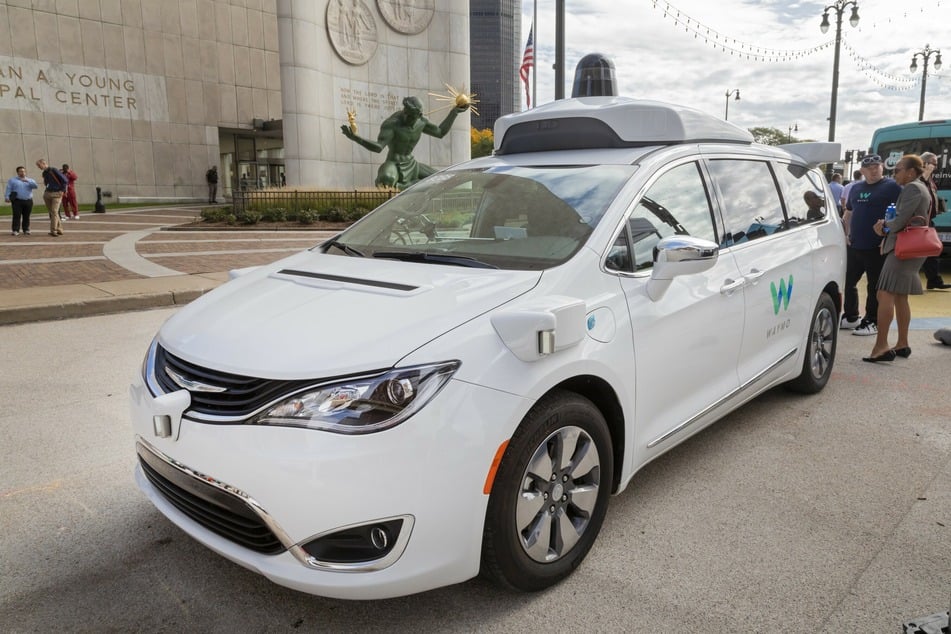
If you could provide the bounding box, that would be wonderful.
[341,96,468,190]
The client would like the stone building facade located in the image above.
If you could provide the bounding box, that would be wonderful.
[0,0,283,203]
[0,1,470,202]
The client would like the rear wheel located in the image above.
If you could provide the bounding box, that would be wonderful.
[787,292,837,394]
[481,391,613,592]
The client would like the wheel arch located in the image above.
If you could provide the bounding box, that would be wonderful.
[822,280,841,315]
[543,375,625,494]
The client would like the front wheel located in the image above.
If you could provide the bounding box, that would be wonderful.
[787,292,837,394]
[481,391,613,592]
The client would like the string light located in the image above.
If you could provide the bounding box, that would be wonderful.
[650,0,833,62]
[649,0,947,92]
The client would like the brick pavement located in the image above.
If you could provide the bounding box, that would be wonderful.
[0,207,336,323]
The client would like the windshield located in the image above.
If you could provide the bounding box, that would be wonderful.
[325,165,636,270]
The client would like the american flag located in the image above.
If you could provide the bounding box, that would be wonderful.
[520,24,534,108]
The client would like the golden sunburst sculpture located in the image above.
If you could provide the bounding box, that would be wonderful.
[346,107,358,134]
[428,83,479,117]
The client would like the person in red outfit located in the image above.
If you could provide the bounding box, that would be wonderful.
[61,164,79,219]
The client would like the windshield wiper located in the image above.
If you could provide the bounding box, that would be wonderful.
[372,251,498,269]
[323,238,365,258]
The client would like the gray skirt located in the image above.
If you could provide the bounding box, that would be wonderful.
[878,251,925,295]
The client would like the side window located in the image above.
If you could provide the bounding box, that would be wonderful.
[608,162,716,272]
[773,163,828,224]
[707,159,787,245]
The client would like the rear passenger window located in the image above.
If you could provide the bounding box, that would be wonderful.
[773,163,828,224]
[611,162,716,272]
[707,159,787,246]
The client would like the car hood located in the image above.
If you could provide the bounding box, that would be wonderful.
[158,250,541,379]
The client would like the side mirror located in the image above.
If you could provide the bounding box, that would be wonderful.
[647,236,719,300]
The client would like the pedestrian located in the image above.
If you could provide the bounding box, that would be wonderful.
[840,169,863,215]
[841,154,902,336]
[206,165,218,203]
[5,166,38,236]
[828,172,844,217]
[918,152,950,290]
[863,154,931,362]
[61,163,79,219]
[35,158,67,237]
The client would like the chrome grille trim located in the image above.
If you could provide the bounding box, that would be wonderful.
[137,439,293,554]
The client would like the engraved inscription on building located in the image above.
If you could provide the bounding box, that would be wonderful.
[377,0,435,35]
[0,56,168,120]
[327,0,378,66]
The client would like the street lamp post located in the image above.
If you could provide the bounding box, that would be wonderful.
[724,88,740,120]
[787,123,799,143]
[820,1,860,143]
[911,45,942,121]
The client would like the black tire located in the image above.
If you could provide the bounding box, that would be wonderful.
[481,390,613,592]
[787,292,837,394]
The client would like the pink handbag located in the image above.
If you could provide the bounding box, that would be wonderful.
[894,215,943,260]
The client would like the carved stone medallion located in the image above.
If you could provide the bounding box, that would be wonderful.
[377,0,435,35]
[327,0,378,66]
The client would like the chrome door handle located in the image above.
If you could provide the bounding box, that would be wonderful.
[720,278,745,295]
[745,269,764,285]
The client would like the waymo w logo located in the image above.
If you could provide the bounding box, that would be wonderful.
[770,276,794,315]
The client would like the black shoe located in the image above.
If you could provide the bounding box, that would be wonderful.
[862,350,896,363]
[892,347,911,358]
[926,280,951,290]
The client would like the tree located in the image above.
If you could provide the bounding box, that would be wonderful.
[471,127,494,158]
[748,126,798,146]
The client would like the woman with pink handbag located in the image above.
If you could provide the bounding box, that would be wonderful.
[864,154,932,362]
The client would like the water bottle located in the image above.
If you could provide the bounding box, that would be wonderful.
[884,203,896,233]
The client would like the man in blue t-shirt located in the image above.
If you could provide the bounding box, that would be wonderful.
[842,154,902,336]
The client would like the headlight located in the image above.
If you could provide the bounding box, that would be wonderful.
[251,361,460,434]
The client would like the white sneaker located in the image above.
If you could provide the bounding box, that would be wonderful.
[840,315,862,329]
[852,321,878,336]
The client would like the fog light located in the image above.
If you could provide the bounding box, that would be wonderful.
[302,518,404,564]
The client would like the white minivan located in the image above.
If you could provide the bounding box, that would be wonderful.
[131,97,846,600]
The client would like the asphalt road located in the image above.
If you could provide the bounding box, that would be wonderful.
[1,308,949,632]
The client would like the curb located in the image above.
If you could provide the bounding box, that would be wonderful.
[0,288,212,326]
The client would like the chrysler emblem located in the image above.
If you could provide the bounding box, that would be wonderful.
[164,366,227,393]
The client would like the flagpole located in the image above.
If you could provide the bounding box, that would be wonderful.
[532,0,537,108]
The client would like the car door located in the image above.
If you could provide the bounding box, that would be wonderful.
[705,157,819,387]
[610,160,744,453]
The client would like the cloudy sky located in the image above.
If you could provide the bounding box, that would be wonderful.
[518,0,951,157]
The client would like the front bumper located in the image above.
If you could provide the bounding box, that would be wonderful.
[130,376,528,600]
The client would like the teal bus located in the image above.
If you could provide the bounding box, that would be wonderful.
[870,120,951,254]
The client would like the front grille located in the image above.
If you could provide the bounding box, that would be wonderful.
[137,444,284,555]
[153,344,314,418]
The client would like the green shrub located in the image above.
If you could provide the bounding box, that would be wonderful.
[201,207,231,222]
[297,209,316,225]
[347,206,370,222]
[261,207,286,222]
[240,210,262,225]
[322,206,347,222]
